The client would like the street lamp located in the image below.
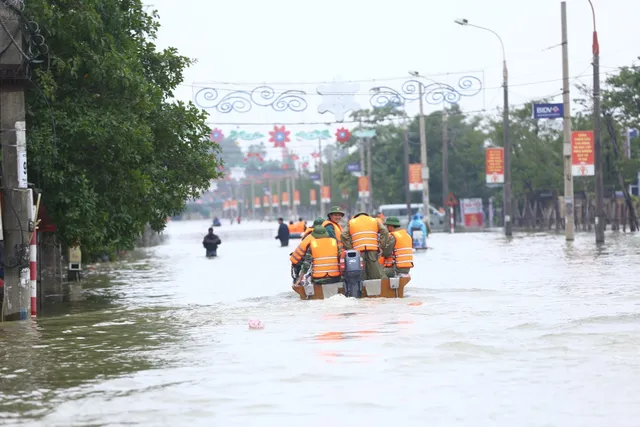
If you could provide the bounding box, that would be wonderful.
[455,18,512,236]
[408,71,430,224]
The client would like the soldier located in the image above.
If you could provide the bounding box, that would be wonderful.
[381,216,414,277]
[341,212,390,280]
[296,226,342,286]
[323,206,345,242]
[289,218,325,283]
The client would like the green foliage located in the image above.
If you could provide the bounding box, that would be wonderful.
[24,0,221,254]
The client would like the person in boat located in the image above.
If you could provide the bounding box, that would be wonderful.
[212,216,221,227]
[290,217,325,283]
[381,216,414,277]
[340,212,390,280]
[296,217,307,233]
[408,213,428,249]
[295,225,342,286]
[376,211,385,225]
[202,227,222,258]
[323,206,345,244]
[288,220,295,233]
[275,217,290,247]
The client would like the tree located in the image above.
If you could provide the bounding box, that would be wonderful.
[24,0,221,254]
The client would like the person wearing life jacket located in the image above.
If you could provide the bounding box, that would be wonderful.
[376,211,385,225]
[381,216,414,277]
[295,225,342,286]
[323,206,345,242]
[288,220,296,233]
[295,217,307,233]
[290,218,325,283]
[340,212,390,280]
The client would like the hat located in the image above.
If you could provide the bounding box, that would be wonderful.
[384,216,401,227]
[354,212,370,218]
[327,206,345,216]
[312,217,325,226]
[311,225,329,238]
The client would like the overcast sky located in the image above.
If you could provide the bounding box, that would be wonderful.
[150,0,639,161]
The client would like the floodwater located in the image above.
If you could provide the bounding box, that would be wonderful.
[1,220,640,427]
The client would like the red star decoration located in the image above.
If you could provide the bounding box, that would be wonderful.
[335,127,351,143]
[268,125,291,148]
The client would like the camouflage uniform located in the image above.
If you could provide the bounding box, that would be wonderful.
[300,227,342,285]
[381,232,411,278]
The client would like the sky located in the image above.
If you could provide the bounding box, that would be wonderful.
[149,0,640,162]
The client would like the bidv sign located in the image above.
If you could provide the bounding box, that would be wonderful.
[533,103,564,119]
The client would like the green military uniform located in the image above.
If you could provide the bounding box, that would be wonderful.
[382,216,411,278]
[291,217,326,282]
[300,226,342,285]
[325,206,345,240]
[340,212,390,280]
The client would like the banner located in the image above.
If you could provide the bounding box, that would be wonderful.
[281,192,290,207]
[461,198,484,228]
[532,103,563,119]
[571,131,595,176]
[271,194,279,208]
[263,195,269,207]
[321,186,331,203]
[485,147,504,184]
[254,197,260,209]
[408,164,423,191]
[293,190,300,206]
[358,176,370,198]
[310,189,317,206]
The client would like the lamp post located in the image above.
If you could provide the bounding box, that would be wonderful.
[408,71,430,219]
[588,0,604,243]
[455,18,512,236]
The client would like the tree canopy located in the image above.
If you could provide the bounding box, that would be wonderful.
[23,0,221,254]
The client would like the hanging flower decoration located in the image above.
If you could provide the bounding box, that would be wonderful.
[311,151,320,159]
[209,128,224,143]
[282,164,289,170]
[290,154,300,161]
[302,161,309,169]
[335,127,351,143]
[244,152,264,162]
[269,125,290,148]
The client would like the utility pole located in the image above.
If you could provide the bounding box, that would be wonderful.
[418,83,430,214]
[291,171,297,218]
[366,138,373,213]
[442,107,449,228]
[359,138,366,212]
[403,125,411,223]
[318,139,325,217]
[250,179,255,220]
[561,1,575,241]
[503,58,512,236]
[1,4,32,321]
[589,0,604,243]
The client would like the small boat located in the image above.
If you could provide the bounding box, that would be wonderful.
[289,233,303,239]
[291,276,411,300]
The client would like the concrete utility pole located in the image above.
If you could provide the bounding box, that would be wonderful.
[403,124,411,223]
[561,1,575,241]
[366,138,373,213]
[417,83,430,215]
[359,138,366,212]
[291,171,297,218]
[442,107,449,228]
[589,0,604,243]
[318,139,325,217]
[1,4,32,321]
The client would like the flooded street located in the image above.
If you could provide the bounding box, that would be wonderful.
[2,220,640,426]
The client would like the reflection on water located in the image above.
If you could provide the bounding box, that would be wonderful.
[1,220,640,426]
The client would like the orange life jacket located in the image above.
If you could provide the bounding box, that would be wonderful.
[302,228,313,238]
[348,216,379,252]
[289,234,314,264]
[295,221,306,233]
[310,238,341,279]
[322,220,343,249]
[383,229,414,269]
[288,224,295,232]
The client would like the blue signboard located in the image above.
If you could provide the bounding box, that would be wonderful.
[346,163,361,173]
[309,173,320,181]
[533,103,563,119]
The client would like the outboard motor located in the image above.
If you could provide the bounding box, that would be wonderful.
[342,250,363,298]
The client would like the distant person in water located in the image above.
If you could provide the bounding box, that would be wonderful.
[203,227,222,258]
[213,217,221,227]
[276,217,290,247]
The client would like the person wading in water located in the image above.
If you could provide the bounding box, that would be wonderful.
[203,227,222,258]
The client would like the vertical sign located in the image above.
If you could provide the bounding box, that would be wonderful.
[262,195,269,207]
[272,194,279,208]
[571,131,595,176]
[358,176,370,198]
[293,190,300,206]
[281,192,290,206]
[254,197,260,209]
[310,189,317,206]
[408,164,423,191]
[321,186,331,203]
[485,148,504,184]
[461,198,484,228]
[16,121,27,189]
